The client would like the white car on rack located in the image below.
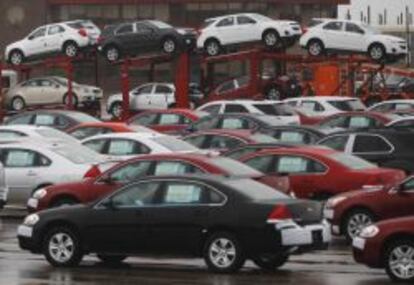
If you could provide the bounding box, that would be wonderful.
[300,19,408,61]
[197,100,300,125]
[5,20,100,65]
[197,13,302,56]
[368,99,414,113]
[82,132,201,160]
[284,96,366,117]
[0,125,79,144]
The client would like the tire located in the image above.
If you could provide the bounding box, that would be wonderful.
[97,254,127,264]
[63,93,79,108]
[63,41,79,58]
[368,43,386,62]
[162,37,177,54]
[105,45,121,62]
[385,239,414,282]
[50,197,79,208]
[343,209,375,241]
[252,254,289,271]
[43,226,83,267]
[9,49,24,65]
[204,39,221,57]
[307,39,325,57]
[110,101,123,119]
[203,232,245,273]
[262,30,281,49]
[265,85,283,100]
[11,96,26,111]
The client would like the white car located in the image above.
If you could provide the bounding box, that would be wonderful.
[5,20,100,65]
[197,13,302,56]
[300,19,407,61]
[0,125,79,144]
[197,100,300,125]
[82,132,201,160]
[368,99,414,113]
[284,96,366,117]
[0,140,109,208]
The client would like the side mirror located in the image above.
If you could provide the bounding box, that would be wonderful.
[28,36,34,40]
[100,175,114,185]
[100,198,115,209]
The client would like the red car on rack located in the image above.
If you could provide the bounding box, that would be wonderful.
[27,153,290,212]
[235,146,405,200]
[126,109,207,135]
[66,122,136,140]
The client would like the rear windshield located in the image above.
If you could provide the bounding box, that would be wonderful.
[329,153,376,170]
[308,19,325,28]
[225,179,289,200]
[153,136,199,152]
[328,100,365,111]
[208,157,262,176]
[66,112,100,123]
[253,104,295,116]
[53,144,105,164]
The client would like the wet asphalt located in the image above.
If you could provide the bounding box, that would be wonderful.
[0,217,396,285]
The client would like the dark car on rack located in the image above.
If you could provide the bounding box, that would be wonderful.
[98,20,197,62]
[18,175,330,273]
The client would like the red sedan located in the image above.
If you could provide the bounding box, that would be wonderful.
[236,146,405,200]
[324,177,413,240]
[28,153,289,212]
[318,111,398,130]
[353,216,414,282]
[127,109,207,135]
[67,122,136,140]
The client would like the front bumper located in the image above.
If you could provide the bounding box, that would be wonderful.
[352,236,383,268]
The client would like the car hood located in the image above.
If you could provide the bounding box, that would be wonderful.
[38,202,90,218]
[46,178,95,193]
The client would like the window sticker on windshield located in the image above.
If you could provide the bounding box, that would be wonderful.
[278,157,307,172]
[155,162,187,175]
[159,114,180,125]
[109,141,134,155]
[349,117,370,128]
[280,132,304,143]
[35,115,54,125]
[165,185,201,203]
[222,118,243,129]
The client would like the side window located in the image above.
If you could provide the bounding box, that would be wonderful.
[323,21,343,31]
[135,85,153,94]
[395,103,412,110]
[39,80,53,87]
[83,139,107,153]
[155,85,173,94]
[349,116,376,128]
[3,149,51,167]
[302,101,325,112]
[136,23,152,33]
[318,135,349,151]
[48,25,65,35]
[154,161,204,175]
[56,116,69,128]
[161,182,224,205]
[353,135,393,153]
[216,17,234,27]
[217,81,236,94]
[183,135,207,148]
[346,23,364,34]
[224,104,249,113]
[200,104,221,115]
[34,114,56,126]
[321,116,348,128]
[130,113,158,125]
[402,178,414,191]
[109,161,152,182]
[371,104,391,112]
[220,118,250,129]
[209,136,244,149]
[237,16,256,25]
[28,27,46,39]
[107,139,150,156]
[111,181,160,208]
[275,156,326,174]
[193,116,217,130]
[244,155,273,172]
[158,114,182,125]
[7,115,33,125]
[278,131,306,143]
[116,24,134,35]
[0,131,27,139]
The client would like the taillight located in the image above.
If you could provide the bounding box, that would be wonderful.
[267,205,292,224]
[84,165,101,178]
[78,28,88,37]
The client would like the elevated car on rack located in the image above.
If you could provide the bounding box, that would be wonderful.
[18,175,330,273]
[368,99,414,113]
[198,13,302,56]
[27,153,290,212]
[5,20,100,65]
[300,19,407,61]
[98,20,196,62]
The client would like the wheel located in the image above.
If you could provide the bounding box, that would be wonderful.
[344,209,375,241]
[203,232,245,273]
[162,38,177,54]
[110,101,123,119]
[385,239,414,282]
[63,41,79,58]
[368,44,386,62]
[307,39,325,57]
[11,96,26,111]
[252,254,289,271]
[63,93,79,108]
[9,50,24,65]
[105,46,120,62]
[204,39,221,57]
[97,254,127,264]
[265,85,283,100]
[262,30,281,49]
[43,227,83,267]
[50,197,79,208]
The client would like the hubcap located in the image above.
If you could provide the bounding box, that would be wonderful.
[209,238,236,268]
[112,103,123,118]
[107,48,119,61]
[309,43,322,56]
[207,43,219,56]
[163,40,176,53]
[268,88,281,100]
[347,213,372,239]
[11,53,22,65]
[370,47,383,60]
[66,45,77,57]
[265,33,277,46]
[389,245,414,280]
[48,233,74,263]
[13,98,24,110]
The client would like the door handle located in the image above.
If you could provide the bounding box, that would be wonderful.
[27,171,37,177]
[193,209,208,217]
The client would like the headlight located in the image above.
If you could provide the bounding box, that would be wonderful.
[360,225,379,238]
[32,188,47,199]
[326,196,347,208]
[23,214,39,226]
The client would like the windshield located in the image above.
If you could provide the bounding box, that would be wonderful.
[209,157,262,176]
[328,100,365,111]
[153,136,199,152]
[53,144,105,164]
[66,112,100,123]
[250,14,272,22]
[225,179,289,200]
[148,20,172,29]
[330,153,377,170]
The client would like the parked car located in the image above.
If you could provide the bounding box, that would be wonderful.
[6,76,103,111]
[106,83,202,118]
[5,20,100,65]
[82,132,200,160]
[352,216,414,282]
[67,122,136,140]
[127,109,208,135]
[368,99,414,113]
[318,130,414,174]
[223,143,297,160]
[0,140,109,208]
[198,13,302,56]
[18,175,330,272]
[0,125,78,144]
[27,153,290,212]
[261,125,325,145]
[183,129,277,153]
[4,110,100,131]
[0,162,7,210]
[98,20,196,62]
[387,117,414,129]
[324,176,414,240]
[300,19,407,61]
[236,146,405,199]
[196,100,300,125]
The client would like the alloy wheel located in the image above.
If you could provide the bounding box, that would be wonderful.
[388,245,414,280]
[107,48,119,62]
[65,44,78,57]
[370,46,384,60]
[208,238,236,268]
[10,52,23,65]
[264,33,278,47]
[309,42,322,56]
[48,233,75,264]
[163,39,176,54]
[347,212,373,239]
[206,42,219,56]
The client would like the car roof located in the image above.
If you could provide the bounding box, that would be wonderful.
[187,129,255,138]
[251,145,337,157]
[285,96,358,102]
[70,122,132,130]
[82,132,164,141]
[0,125,51,132]
[205,13,262,22]
[373,99,414,104]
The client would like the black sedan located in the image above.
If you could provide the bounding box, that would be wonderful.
[18,175,330,273]
[99,20,197,62]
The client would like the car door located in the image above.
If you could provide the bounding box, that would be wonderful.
[236,15,260,42]
[114,23,136,53]
[350,134,394,165]
[45,24,66,52]
[25,26,48,56]
[317,134,352,152]
[85,181,162,253]
[130,84,154,110]
[344,22,367,52]
[38,79,62,104]
[384,178,414,219]
[149,84,174,109]
[214,16,237,45]
[19,79,43,106]
[321,21,345,50]
[135,23,157,51]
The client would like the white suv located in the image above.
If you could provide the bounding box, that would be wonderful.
[300,19,407,61]
[197,13,302,56]
[5,20,100,65]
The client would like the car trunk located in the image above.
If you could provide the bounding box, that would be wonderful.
[255,175,290,194]
[360,168,406,186]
